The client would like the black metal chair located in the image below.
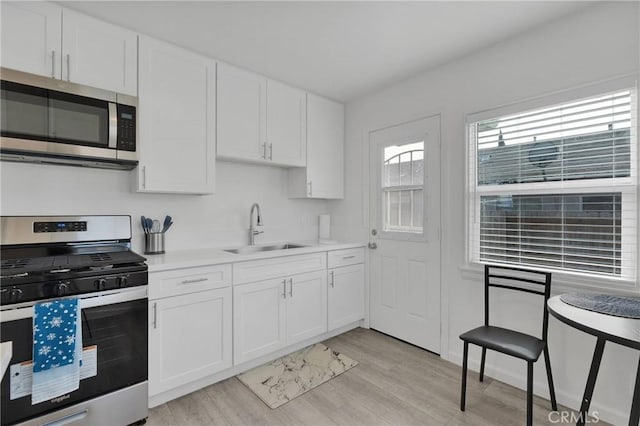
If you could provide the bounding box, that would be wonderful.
[459,264,558,426]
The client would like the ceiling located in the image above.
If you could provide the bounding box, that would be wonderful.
[61,1,593,102]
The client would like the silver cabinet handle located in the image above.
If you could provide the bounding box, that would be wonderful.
[342,255,356,260]
[152,302,157,329]
[66,54,70,81]
[330,270,335,288]
[180,277,208,285]
[282,279,287,298]
[262,142,267,159]
[307,181,313,197]
[51,50,56,78]
[269,143,273,160]
[288,278,293,297]
[141,166,146,189]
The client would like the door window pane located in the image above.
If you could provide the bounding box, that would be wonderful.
[382,141,424,234]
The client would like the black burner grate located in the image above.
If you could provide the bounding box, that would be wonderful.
[1,258,30,269]
[89,253,113,262]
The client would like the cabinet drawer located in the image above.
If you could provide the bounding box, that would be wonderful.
[328,248,365,268]
[233,252,326,284]
[149,264,232,300]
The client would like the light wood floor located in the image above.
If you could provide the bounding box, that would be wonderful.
[148,328,588,426]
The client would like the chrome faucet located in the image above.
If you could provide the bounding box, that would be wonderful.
[249,203,263,245]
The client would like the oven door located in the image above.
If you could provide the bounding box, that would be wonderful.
[0,287,148,426]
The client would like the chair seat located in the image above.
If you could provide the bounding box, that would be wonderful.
[460,325,545,362]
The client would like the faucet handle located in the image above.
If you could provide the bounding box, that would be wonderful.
[253,230,264,236]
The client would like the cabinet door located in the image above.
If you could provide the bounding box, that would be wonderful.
[328,264,365,330]
[217,63,266,162]
[233,278,287,364]
[286,270,327,345]
[62,9,137,95]
[137,36,216,194]
[1,2,62,79]
[266,80,306,167]
[288,94,344,199]
[149,287,232,396]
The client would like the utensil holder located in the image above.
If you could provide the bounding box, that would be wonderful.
[145,232,165,254]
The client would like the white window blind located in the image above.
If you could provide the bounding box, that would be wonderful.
[468,85,637,281]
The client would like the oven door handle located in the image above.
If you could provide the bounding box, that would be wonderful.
[0,286,148,322]
[43,409,88,426]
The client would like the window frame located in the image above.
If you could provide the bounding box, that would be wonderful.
[464,76,640,293]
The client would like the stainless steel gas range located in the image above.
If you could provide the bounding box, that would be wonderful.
[0,216,148,426]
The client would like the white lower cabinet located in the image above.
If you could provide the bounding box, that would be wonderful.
[234,270,327,365]
[328,263,365,331]
[286,270,328,345]
[149,287,232,396]
[233,278,287,364]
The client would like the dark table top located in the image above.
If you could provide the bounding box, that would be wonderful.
[548,295,640,350]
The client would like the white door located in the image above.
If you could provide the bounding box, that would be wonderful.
[266,80,306,167]
[149,288,232,396]
[62,9,137,95]
[0,2,62,79]
[369,116,441,353]
[233,278,287,364]
[217,63,266,162]
[328,264,365,330]
[286,270,327,345]
[137,36,216,194]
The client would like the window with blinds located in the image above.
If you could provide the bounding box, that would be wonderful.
[468,87,637,281]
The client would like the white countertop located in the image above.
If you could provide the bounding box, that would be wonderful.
[145,240,367,272]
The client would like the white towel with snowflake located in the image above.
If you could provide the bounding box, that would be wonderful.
[31,298,82,405]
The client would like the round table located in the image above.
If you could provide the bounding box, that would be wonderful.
[547,295,640,426]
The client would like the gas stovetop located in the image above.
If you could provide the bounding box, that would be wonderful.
[0,215,147,306]
[1,247,146,279]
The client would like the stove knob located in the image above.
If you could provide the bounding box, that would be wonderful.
[56,282,69,296]
[9,288,23,302]
[94,278,107,290]
[117,276,128,288]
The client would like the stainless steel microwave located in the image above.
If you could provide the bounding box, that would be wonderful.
[0,68,138,170]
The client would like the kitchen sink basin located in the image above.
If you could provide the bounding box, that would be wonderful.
[223,243,308,255]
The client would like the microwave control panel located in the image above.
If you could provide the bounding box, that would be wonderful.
[116,104,136,152]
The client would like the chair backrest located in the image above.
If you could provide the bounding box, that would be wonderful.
[484,264,552,341]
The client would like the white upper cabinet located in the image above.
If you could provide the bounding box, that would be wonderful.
[62,9,137,95]
[1,3,137,95]
[266,80,306,167]
[137,35,216,194]
[217,63,306,167]
[1,2,62,79]
[217,63,266,162]
[289,93,344,199]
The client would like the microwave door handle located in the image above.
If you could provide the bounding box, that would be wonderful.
[108,103,118,149]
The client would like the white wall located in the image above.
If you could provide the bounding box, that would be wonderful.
[0,160,328,253]
[330,2,640,424]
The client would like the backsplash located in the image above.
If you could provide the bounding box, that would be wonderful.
[0,160,328,253]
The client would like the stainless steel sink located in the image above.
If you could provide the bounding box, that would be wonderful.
[223,243,307,255]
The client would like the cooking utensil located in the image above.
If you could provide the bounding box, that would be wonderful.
[152,220,161,233]
[141,216,148,234]
[145,218,153,233]
[162,215,172,233]
[163,221,173,233]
